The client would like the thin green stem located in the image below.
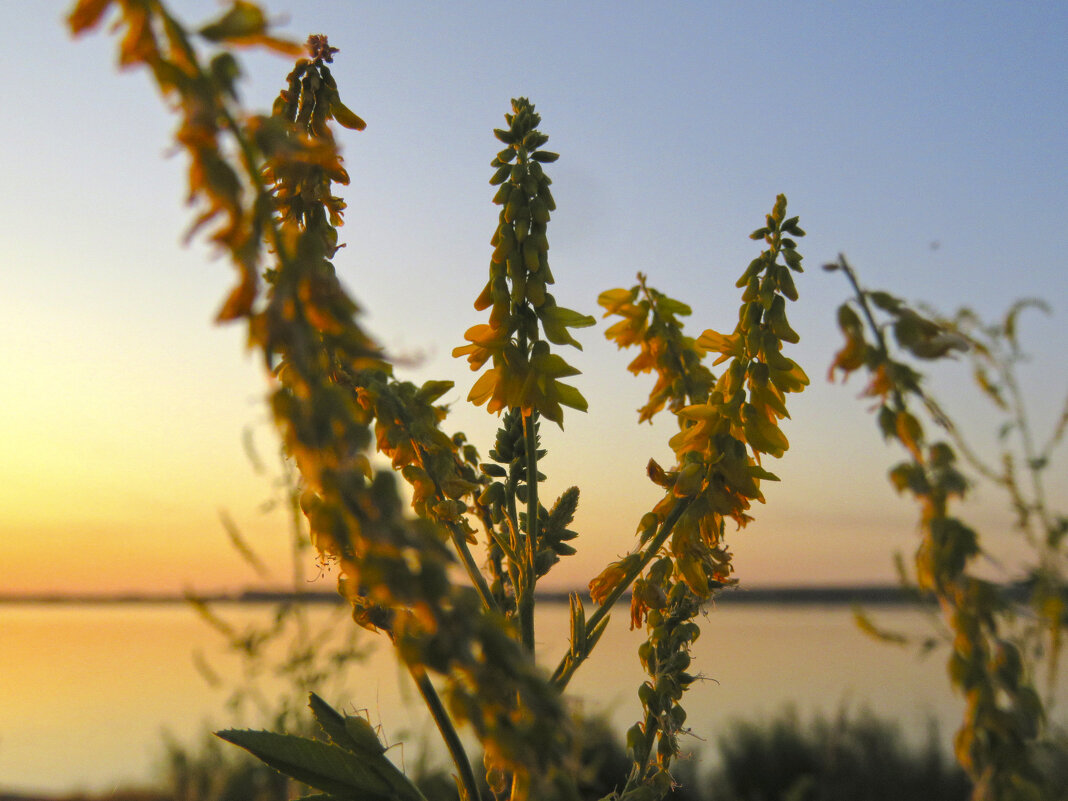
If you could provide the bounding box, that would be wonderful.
[1001,356,1055,535]
[551,499,691,689]
[621,705,660,794]
[518,411,539,652]
[837,254,907,413]
[486,515,521,566]
[500,510,524,617]
[408,664,482,801]
[446,520,501,614]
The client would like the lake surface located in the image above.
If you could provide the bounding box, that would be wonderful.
[2,600,1063,795]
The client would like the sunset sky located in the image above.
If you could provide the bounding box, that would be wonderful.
[1,1,1065,596]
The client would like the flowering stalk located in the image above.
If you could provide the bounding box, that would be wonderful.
[455,98,594,653]
[827,254,1055,799]
[578,195,808,796]
[73,5,816,798]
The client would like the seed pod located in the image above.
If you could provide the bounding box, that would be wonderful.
[741,276,760,302]
[504,196,520,222]
[489,164,511,185]
[538,184,556,211]
[510,269,527,303]
[523,242,541,273]
[748,361,770,387]
[767,295,800,344]
[527,232,549,253]
[492,183,512,205]
[745,301,763,328]
[526,273,546,306]
[531,197,551,223]
[514,217,529,243]
[778,265,798,301]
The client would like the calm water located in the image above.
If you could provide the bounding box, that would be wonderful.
[2,601,1062,794]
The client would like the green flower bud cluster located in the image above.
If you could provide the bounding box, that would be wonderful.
[622,564,703,795]
[454,98,595,427]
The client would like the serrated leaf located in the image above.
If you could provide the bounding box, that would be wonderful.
[217,729,424,801]
[216,730,393,797]
[68,0,116,34]
[598,287,636,314]
[867,291,903,315]
[199,1,266,42]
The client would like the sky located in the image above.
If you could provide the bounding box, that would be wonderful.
[1,1,1065,596]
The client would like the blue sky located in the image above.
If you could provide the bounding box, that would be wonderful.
[1,1,1065,594]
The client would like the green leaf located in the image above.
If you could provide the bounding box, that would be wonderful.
[216,729,424,801]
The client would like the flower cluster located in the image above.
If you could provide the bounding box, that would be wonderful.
[454,98,594,427]
[578,197,807,797]
[72,6,582,797]
[598,273,715,424]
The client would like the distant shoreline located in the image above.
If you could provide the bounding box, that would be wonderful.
[0,584,964,607]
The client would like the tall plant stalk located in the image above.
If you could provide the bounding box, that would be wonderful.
[70,3,807,799]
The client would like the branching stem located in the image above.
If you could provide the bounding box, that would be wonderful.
[551,499,691,689]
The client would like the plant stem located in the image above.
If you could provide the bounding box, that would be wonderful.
[518,411,539,652]
[408,664,482,801]
[551,499,691,689]
[837,254,908,413]
[446,521,501,614]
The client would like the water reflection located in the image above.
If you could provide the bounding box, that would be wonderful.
[1,601,1061,794]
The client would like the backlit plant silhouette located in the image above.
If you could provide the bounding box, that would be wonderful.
[827,255,1067,800]
[69,3,807,799]
[70,2,1066,799]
